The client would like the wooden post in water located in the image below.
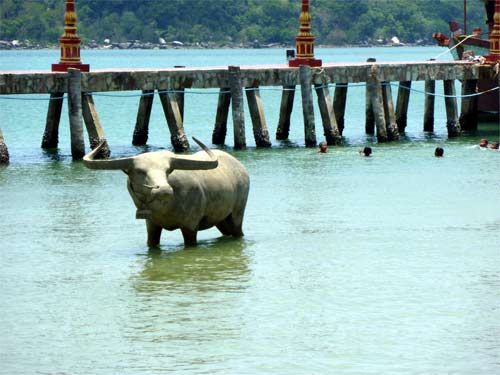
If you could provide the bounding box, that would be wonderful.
[67,68,85,160]
[0,127,9,164]
[395,81,411,133]
[276,85,295,140]
[173,66,185,122]
[42,93,64,149]
[443,80,461,136]
[299,65,317,147]
[212,88,231,145]
[228,66,246,149]
[367,68,388,142]
[175,88,185,122]
[315,84,342,145]
[82,94,110,158]
[333,83,348,135]
[158,90,189,152]
[459,79,478,131]
[132,90,154,145]
[365,58,376,135]
[245,87,272,147]
[423,80,435,132]
[381,82,399,141]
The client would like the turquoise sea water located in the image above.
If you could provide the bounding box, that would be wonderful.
[1,47,499,375]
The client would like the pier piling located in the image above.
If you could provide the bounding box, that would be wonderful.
[212,88,231,145]
[395,81,411,133]
[132,90,154,146]
[0,127,9,164]
[67,68,85,160]
[299,65,317,147]
[365,58,376,135]
[82,94,110,157]
[246,87,272,147]
[42,93,64,149]
[333,83,348,135]
[382,82,399,141]
[276,85,295,140]
[423,80,436,132]
[459,79,478,131]
[443,80,461,136]
[315,84,342,145]
[367,70,388,142]
[158,91,189,152]
[228,66,246,149]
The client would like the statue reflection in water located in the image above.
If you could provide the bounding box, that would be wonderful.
[133,236,251,295]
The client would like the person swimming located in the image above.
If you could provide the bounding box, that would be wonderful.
[479,139,488,148]
[489,141,499,150]
[359,147,372,157]
[318,141,327,153]
[434,147,444,157]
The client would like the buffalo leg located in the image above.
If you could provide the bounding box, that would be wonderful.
[146,220,162,247]
[181,228,198,247]
[217,214,244,237]
[216,218,233,236]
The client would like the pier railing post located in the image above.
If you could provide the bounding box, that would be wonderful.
[459,79,478,132]
[315,84,342,145]
[82,93,110,158]
[0,127,9,164]
[228,66,246,149]
[299,65,317,147]
[333,83,348,135]
[212,88,231,145]
[132,90,154,146]
[245,86,272,147]
[395,81,411,133]
[158,90,189,152]
[423,80,435,132]
[42,93,64,149]
[276,85,296,140]
[443,80,461,137]
[381,82,399,141]
[365,58,376,135]
[367,67,388,142]
[67,68,85,160]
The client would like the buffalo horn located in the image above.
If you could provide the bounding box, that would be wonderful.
[169,137,218,171]
[83,141,133,170]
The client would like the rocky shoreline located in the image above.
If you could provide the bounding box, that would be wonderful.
[0,38,431,51]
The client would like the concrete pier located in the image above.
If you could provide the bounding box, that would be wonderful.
[0,60,494,156]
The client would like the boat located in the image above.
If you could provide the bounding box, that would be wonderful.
[432,0,499,119]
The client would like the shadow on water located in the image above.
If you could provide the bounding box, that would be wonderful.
[132,236,251,294]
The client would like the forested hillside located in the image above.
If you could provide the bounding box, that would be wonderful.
[0,0,488,47]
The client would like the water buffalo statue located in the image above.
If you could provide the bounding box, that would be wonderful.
[83,138,249,247]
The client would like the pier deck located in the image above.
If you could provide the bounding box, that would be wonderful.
[0,61,490,94]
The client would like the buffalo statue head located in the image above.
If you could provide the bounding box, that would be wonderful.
[83,137,218,219]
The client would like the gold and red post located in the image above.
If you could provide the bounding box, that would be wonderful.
[289,0,322,67]
[484,0,500,62]
[52,0,89,72]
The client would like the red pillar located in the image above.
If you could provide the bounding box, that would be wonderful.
[289,0,322,67]
[52,0,89,72]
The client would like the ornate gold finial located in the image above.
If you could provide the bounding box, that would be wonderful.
[52,0,89,72]
[485,0,500,62]
[289,0,322,67]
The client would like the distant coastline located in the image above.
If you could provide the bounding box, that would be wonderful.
[0,39,433,51]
